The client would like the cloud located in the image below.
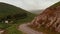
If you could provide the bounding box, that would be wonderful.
[0,0,60,10]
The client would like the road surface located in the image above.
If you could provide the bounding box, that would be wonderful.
[18,23,43,34]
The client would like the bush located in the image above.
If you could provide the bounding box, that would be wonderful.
[0,23,10,29]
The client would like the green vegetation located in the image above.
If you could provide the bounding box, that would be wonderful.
[0,2,28,18]
[0,23,10,29]
[4,13,36,34]
[0,2,31,23]
[6,25,23,34]
[0,2,28,29]
[0,2,36,34]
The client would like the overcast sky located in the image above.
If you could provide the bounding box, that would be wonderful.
[0,0,60,10]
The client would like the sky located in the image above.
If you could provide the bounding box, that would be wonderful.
[0,0,60,10]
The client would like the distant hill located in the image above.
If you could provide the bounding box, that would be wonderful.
[30,10,44,14]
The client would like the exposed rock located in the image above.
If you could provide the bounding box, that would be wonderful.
[5,20,9,23]
[30,2,60,32]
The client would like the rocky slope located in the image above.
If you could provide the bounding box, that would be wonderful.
[30,1,60,32]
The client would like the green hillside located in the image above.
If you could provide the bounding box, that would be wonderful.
[0,2,36,34]
[0,2,32,19]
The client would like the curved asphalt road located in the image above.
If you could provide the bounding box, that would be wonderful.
[18,23,43,34]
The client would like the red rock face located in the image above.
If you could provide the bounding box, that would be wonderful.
[31,6,60,32]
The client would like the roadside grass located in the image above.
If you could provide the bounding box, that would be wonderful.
[0,23,10,29]
[6,24,23,34]
[3,13,36,34]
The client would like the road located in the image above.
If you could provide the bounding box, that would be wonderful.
[18,23,43,34]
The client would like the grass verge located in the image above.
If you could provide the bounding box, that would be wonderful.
[2,13,36,34]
